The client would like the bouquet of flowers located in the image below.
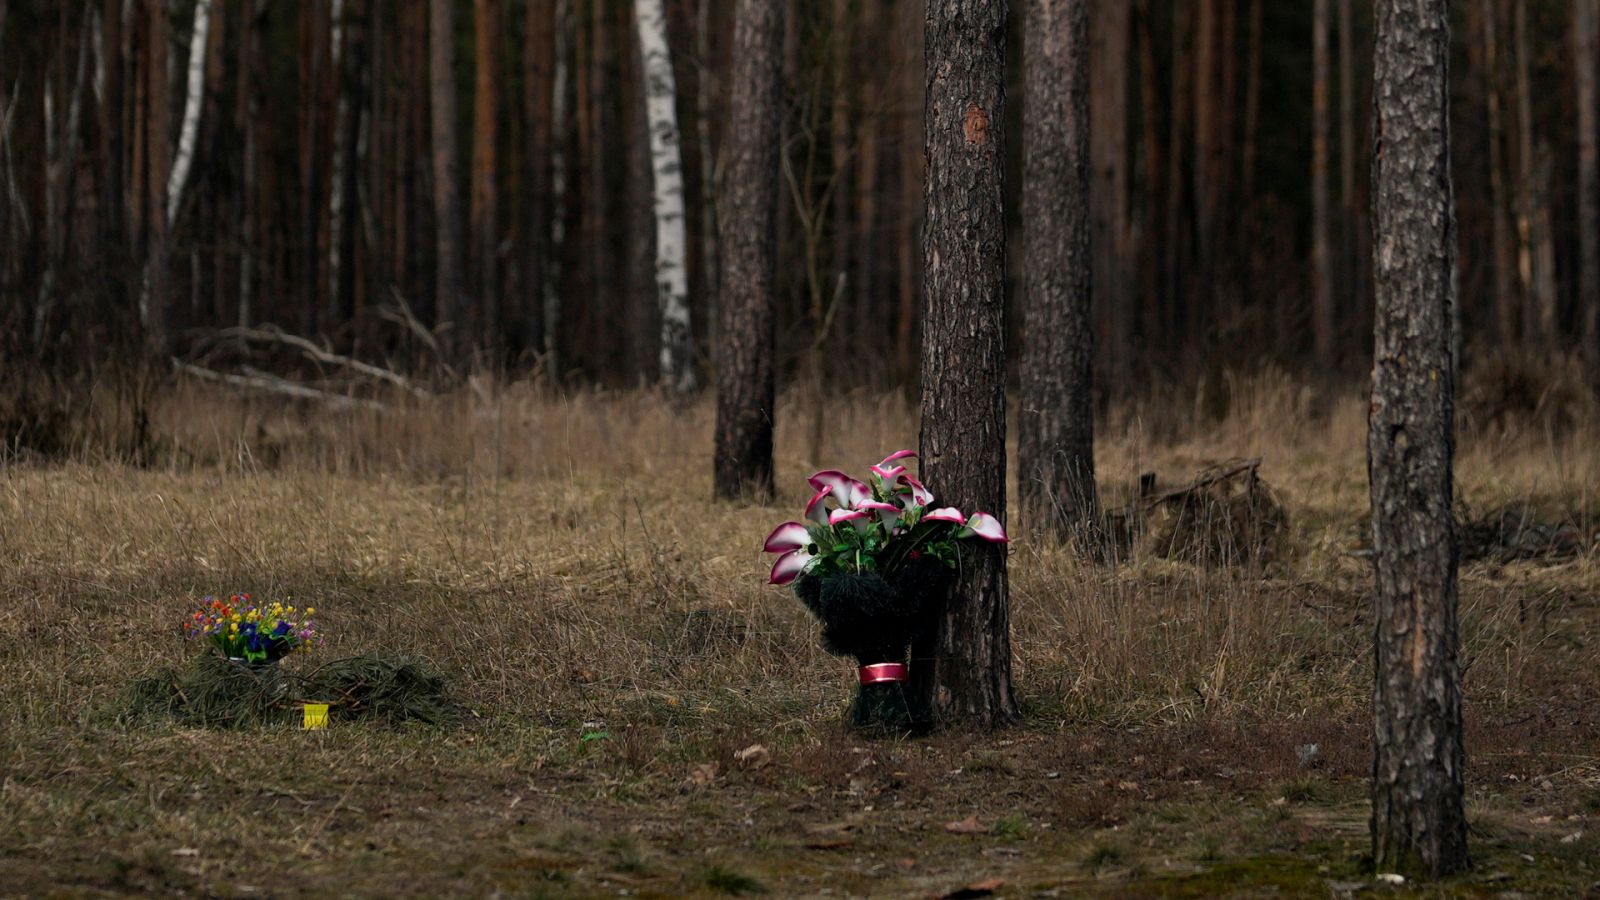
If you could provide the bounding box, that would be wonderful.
[762,450,1007,732]
[182,594,317,665]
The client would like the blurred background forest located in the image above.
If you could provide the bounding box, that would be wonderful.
[0,0,1595,425]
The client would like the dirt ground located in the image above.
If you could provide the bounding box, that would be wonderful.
[1,384,1597,897]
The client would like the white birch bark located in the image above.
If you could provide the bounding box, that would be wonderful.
[165,0,210,225]
[633,0,696,394]
[545,0,572,381]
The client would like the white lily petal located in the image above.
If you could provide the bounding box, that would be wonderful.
[965,511,1009,543]
[763,521,812,553]
[769,549,814,585]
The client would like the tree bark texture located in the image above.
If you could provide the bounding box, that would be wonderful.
[471,0,499,350]
[913,0,1019,731]
[1089,0,1129,386]
[1576,0,1599,375]
[633,0,696,394]
[1313,0,1334,365]
[713,0,783,501]
[1482,0,1517,343]
[429,0,465,360]
[545,0,573,380]
[1368,0,1469,878]
[1020,0,1095,534]
[142,0,170,355]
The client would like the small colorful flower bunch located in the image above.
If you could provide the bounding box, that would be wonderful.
[762,450,1008,586]
[182,594,317,663]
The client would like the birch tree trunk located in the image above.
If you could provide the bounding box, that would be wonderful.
[1576,0,1599,375]
[1312,0,1334,365]
[1020,0,1095,535]
[632,0,696,394]
[913,0,1018,731]
[166,0,209,228]
[429,0,465,362]
[1369,0,1469,877]
[713,0,783,500]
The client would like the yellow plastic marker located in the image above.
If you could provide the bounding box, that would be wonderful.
[303,703,329,730]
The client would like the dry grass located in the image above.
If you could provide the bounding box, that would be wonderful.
[1,372,1597,895]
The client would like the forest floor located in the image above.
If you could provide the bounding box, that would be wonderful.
[1,377,1597,897]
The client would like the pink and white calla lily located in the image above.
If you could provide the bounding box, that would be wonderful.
[769,549,814,585]
[804,485,834,524]
[922,506,966,525]
[960,511,1009,543]
[828,507,872,533]
[897,474,935,507]
[763,521,812,553]
[870,464,907,483]
[809,470,870,509]
[857,500,902,531]
[877,449,917,468]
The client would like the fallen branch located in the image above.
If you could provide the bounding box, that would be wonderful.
[207,325,431,398]
[1141,458,1263,508]
[173,360,388,412]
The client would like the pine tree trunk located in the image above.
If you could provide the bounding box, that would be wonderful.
[429,0,465,362]
[625,14,658,384]
[1513,0,1555,346]
[1090,0,1129,388]
[1482,0,1517,343]
[1576,0,1599,375]
[547,0,572,380]
[329,0,365,336]
[471,0,499,353]
[632,0,695,394]
[712,0,782,501]
[1312,0,1334,365]
[1369,0,1469,878]
[142,0,171,355]
[913,0,1018,731]
[694,0,720,338]
[1020,0,1095,535]
[522,0,553,359]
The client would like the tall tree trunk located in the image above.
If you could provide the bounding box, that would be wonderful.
[624,10,658,383]
[1576,0,1599,375]
[1513,0,1555,346]
[694,0,719,345]
[166,0,209,228]
[1339,0,1365,343]
[142,0,171,355]
[97,0,126,307]
[1165,1,1193,338]
[1137,0,1164,347]
[429,0,465,362]
[892,0,922,383]
[1482,0,1517,343]
[1192,0,1218,280]
[713,0,782,500]
[237,0,262,330]
[632,0,695,393]
[297,3,329,336]
[471,0,499,354]
[523,0,553,358]
[1312,0,1334,365]
[1020,0,1094,535]
[1369,0,1469,878]
[1090,0,1129,389]
[544,0,572,380]
[1241,0,1262,198]
[913,0,1018,731]
[329,0,365,336]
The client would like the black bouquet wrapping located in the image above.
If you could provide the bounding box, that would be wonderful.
[792,554,953,734]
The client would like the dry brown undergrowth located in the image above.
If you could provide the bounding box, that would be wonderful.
[0,372,1595,894]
